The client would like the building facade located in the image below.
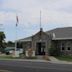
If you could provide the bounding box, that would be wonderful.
[17,27,72,56]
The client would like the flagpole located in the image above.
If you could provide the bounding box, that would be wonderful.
[15,24,17,51]
[15,15,18,57]
[40,10,41,29]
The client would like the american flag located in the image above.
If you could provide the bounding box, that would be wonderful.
[16,15,19,26]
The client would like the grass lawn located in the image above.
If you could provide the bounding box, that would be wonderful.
[0,55,22,60]
[55,55,72,61]
[0,54,37,60]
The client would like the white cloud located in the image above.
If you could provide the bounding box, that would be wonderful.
[1,0,72,25]
[0,12,16,24]
[0,0,72,41]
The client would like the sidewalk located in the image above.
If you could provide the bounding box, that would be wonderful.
[48,56,72,64]
[49,56,59,61]
[0,56,72,64]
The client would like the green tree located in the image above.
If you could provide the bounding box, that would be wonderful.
[0,32,6,52]
[7,41,15,47]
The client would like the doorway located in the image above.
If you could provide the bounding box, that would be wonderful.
[36,42,46,55]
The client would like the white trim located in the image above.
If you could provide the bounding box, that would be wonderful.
[52,33,56,38]
[53,37,72,40]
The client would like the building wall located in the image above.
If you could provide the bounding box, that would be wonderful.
[52,40,72,55]
[22,41,32,53]
[19,39,72,56]
[18,30,52,55]
[32,30,52,55]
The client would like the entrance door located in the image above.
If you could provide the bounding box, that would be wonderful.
[36,42,45,55]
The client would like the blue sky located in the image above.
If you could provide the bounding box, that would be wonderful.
[0,0,72,41]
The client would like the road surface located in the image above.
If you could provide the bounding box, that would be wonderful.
[0,60,72,72]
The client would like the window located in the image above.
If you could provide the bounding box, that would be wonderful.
[62,43,64,47]
[66,42,71,51]
[61,43,65,51]
[62,47,64,50]
[67,47,70,50]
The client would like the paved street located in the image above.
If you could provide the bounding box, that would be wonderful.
[0,60,72,72]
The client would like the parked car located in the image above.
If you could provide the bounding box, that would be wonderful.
[4,47,23,55]
[4,47,15,55]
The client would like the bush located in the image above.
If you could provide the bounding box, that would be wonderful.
[49,47,60,56]
[0,47,5,53]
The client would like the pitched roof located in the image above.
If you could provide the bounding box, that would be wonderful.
[17,36,32,42]
[46,27,72,40]
[18,27,72,41]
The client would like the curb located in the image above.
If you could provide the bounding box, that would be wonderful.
[0,59,72,64]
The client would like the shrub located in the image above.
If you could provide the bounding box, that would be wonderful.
[49,47,60,56]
